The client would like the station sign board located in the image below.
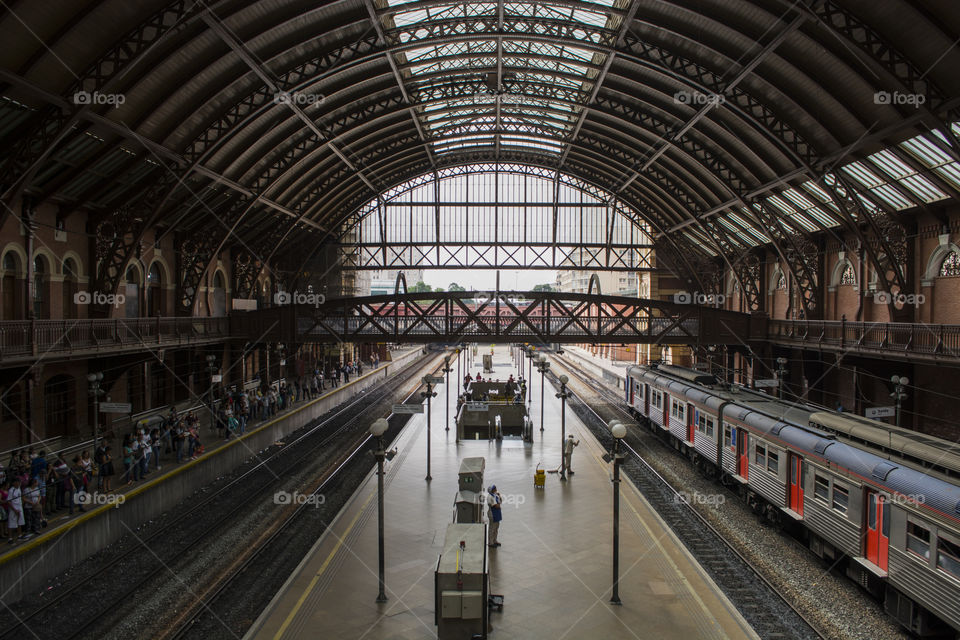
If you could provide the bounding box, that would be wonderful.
[467,402,489,411]
[754,379,779,388]
[392,404,425,414]
[425,375,445,384]
[100,402,132,414]
[865,406,895,418]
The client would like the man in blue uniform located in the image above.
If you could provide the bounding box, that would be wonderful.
[487,485,502,548]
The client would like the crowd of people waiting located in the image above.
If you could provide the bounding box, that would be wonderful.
[0,353,385,546]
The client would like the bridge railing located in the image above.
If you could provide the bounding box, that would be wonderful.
[0,317,231,363]
[767,319,960,357]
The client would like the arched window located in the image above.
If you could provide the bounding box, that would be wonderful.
[211,271,226,317]
[146,262,163,315]
[33,256,46,318]
[1,252,21,320]
[776,272,787,291]
[124,266,140,318]
[63,258,78,319]
[939,251,960,277]
[840,264,856,285]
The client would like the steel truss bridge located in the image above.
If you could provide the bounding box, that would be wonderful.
[231,291,765,345]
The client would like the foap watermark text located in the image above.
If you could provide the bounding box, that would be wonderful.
[673,291,725,305]
[274,291,326,307]
[74,291,126,308]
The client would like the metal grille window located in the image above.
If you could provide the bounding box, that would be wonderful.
[755,443,766,467]
[814,475,830,503]
[939,251,960,277]
[907,521,931,560]
[832,484,849,514]
[766,449,779,474]
[937,536,960,578]
[776,272,787,290]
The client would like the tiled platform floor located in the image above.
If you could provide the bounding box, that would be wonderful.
[247,347,758,640]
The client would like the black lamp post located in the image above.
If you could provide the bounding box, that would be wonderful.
[536,354,550,432]
[206,354,218,431]
[890,375,909,427]
[369,417,395,603]
[775,357,787,400]
[525,348,534,409]
[604,419,627,605]
[443,355,452,432]
[556,374,570,480]
[421,376,437,481]
[87,372,104,451]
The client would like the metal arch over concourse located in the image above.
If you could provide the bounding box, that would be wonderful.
[0,0,959,321]
[232,290,762,345]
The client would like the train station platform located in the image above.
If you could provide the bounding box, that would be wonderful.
[247,347,758,640]
[0,347,427,601]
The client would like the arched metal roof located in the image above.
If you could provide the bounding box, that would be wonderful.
[0,0,959,305]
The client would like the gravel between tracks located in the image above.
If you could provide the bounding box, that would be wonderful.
[554,357,910,640]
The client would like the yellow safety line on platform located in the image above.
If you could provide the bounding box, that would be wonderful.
[0,356,413,566]
[272,490,377,640]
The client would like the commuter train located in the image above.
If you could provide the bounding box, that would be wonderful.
[623,363,960,637]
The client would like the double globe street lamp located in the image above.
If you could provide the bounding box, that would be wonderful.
[369,418,396,603]
[603,419,627,605]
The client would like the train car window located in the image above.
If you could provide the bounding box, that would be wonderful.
[755,443,766,467]
[868,494,877,529]
[814,475,830,503]
[906,521,930,560]
[705,416,715,438]
[767,449,779,474]
[832,485,849,514]
[881,499,890,537]
[723,424,732,447]
[937,536,960,578]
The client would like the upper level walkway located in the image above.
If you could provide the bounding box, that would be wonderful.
[233,291,760,346]
[4,293,960,367]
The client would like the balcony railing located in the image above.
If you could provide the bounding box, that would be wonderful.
[767,319,960,360]
[0,317,231,363]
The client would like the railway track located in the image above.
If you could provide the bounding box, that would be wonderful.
[548,356,826,640]
[0,352,443,640]
[163,370,437,639]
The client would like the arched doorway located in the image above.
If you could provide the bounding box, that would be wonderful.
[1,252,21,320]
[43,375,75,438]
[125,266,140,318]
[146,262,163,316]
[62,258,79,319]
[212,271,226,317]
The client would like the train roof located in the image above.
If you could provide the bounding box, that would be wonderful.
[809,411,960,481]
[629,364,960,518]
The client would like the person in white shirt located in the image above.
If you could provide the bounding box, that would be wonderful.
[562,435,580,475]
[7,477,24,542]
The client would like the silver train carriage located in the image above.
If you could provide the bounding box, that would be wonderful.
[625,363,960,637]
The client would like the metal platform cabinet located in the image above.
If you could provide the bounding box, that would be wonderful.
[435,523,489,639]
[454,490,484,524]
[458,457,485,491]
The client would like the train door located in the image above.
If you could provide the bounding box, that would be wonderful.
[663,394,669,428]
[687,404,695,443]
[788,453,804,516]
[864,490,889,571]
[629,381,635,406]
[736,429,748,479]
[643,384,649,415]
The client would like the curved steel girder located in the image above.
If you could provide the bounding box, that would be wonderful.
[0,1,201,207]
[749,199,822,318]
[810,1,947,110]
[291,132,692,234]
[816,172,912,320]
[272,88,748,231]
[114,13,824,218]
